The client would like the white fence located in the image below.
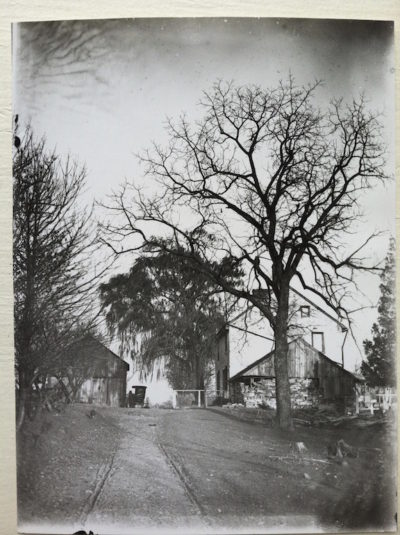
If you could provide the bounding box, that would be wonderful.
[172,389,228,408]
[172,389,205,408]
[356,387,396,415]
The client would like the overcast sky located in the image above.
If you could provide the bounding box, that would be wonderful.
[13,17,395,370]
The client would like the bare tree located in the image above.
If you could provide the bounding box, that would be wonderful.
[102,78,388,428]
[13,125,104,428]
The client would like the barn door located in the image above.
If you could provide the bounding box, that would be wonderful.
[107,378,120,407]
[91,378,108,405]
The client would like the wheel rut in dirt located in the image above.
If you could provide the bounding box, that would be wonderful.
[79,452,117,526]
[156,439,208,519]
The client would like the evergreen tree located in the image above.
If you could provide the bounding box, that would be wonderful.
[361,240,396,387]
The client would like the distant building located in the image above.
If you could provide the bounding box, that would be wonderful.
[230,337,363,408]
[58,335,129,407]
[214,326,230,399]
[213,289,362,407]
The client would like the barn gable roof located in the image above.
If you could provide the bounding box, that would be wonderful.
[63,335,130,370]
[229,337,363,383]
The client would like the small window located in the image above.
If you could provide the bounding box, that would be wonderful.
[300,305,311,318]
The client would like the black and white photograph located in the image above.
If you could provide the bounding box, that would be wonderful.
[12,17,396,534]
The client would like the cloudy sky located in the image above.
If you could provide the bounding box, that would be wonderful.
[13,18,395,371]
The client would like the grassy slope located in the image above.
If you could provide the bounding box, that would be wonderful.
[17,403,121,526]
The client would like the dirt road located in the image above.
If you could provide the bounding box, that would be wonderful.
[85,408,319,533]
[17,405,396,534]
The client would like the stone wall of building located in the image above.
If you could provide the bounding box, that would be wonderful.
[237,377,321,409]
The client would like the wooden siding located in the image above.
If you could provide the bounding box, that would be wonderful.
[68,336,129,377]
[66,336,129,407]
[233,337,359,401]
[77,377,126,406]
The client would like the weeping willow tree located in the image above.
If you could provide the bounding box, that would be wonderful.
[99,249,241,390]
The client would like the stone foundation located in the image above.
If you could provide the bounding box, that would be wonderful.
[237,378,322,409]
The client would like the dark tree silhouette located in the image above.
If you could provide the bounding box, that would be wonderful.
[102,78,388,428]
[13,126,103,428]
[361,240,396,387]
[99,250,241,391]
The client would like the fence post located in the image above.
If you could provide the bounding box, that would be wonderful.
[382,388,389,413]
[198,390,201,407]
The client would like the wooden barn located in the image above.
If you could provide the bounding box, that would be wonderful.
[60,335,129,407]
[229,337,363,409]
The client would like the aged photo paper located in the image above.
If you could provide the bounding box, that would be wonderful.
[1,2,399,535]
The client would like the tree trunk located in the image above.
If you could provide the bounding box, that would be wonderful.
[16,386,27,431]
[194,351,205,404]
[273,284,293,429]
[16,369,29,431]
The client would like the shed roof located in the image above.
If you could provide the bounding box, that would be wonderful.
[63,334,130,370]
[229,337,363,383]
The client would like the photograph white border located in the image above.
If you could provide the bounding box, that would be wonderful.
[1,2,399,535]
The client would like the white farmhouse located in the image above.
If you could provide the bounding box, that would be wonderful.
[213,288,362,407]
